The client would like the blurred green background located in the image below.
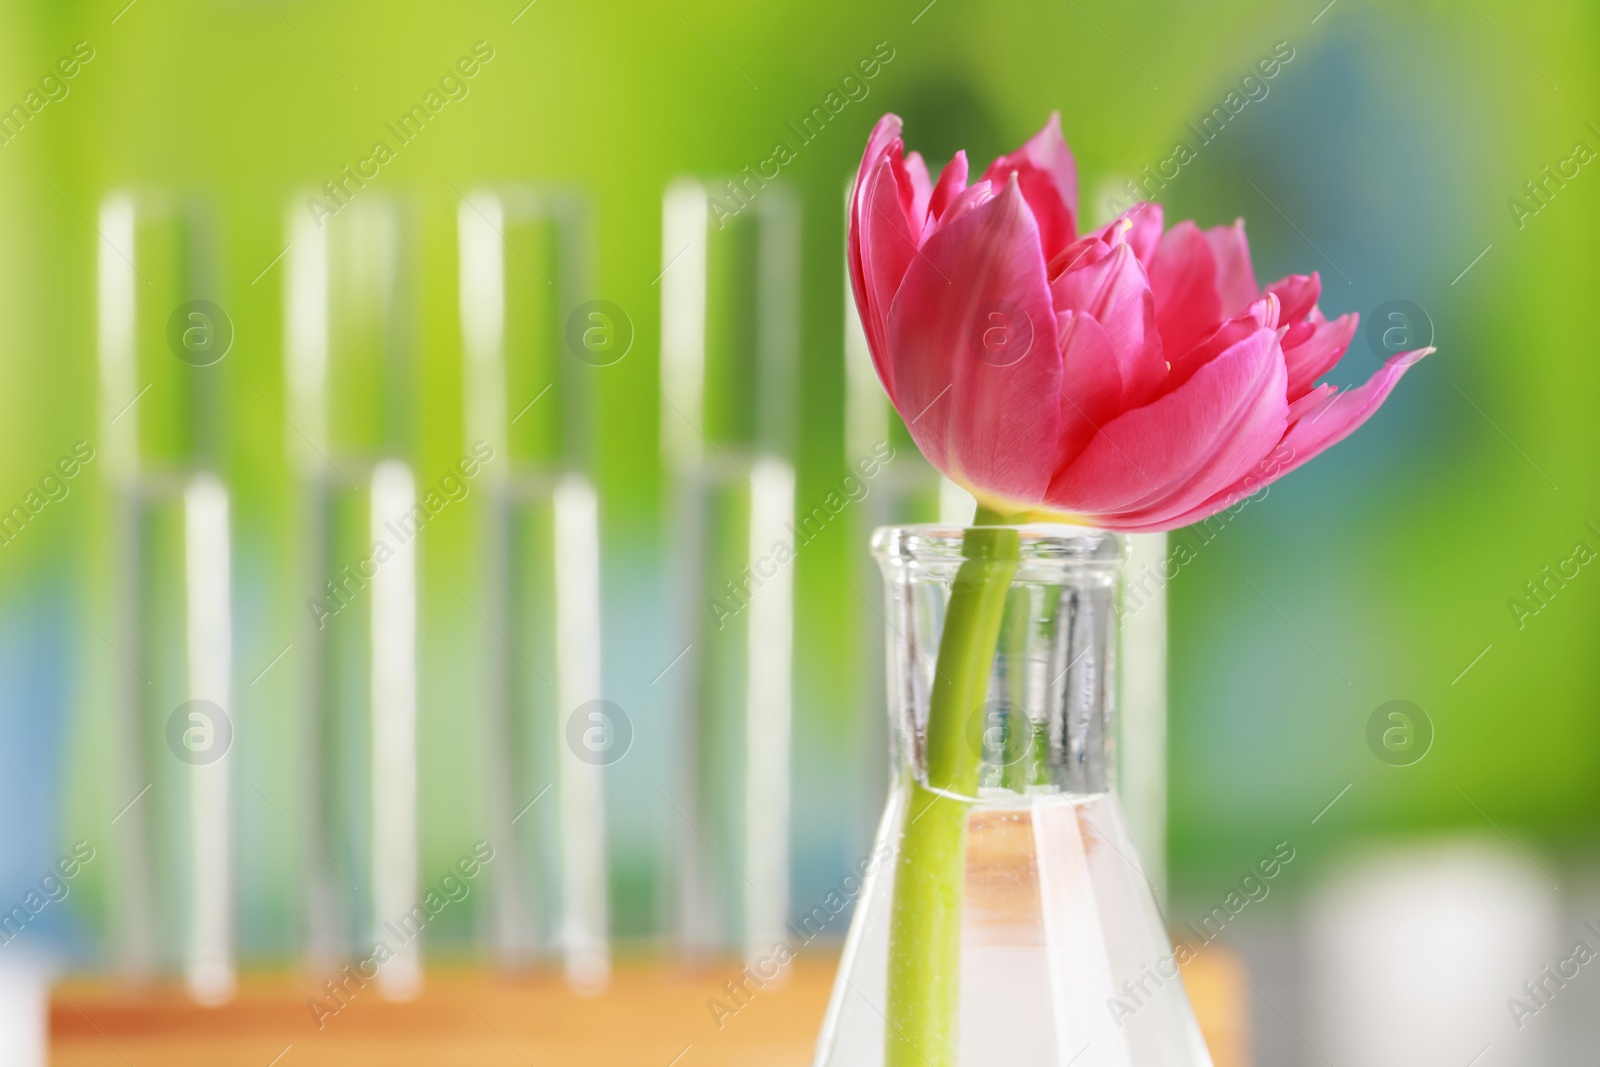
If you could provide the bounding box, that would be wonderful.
[1,0,1596,974]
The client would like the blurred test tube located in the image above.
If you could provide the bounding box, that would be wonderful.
[0,964,46,1067]
[661,178,798,963]
[1117,532,1168,903]
[96,192,235,1002]
[284,197,420,998]
[458,187,609,990]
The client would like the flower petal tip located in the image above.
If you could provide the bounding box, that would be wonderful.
[1388,346,1434,369]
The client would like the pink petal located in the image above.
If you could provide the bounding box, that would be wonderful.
[1122,201,1164,268]
[1149,221,1222,364]
[927,150,969,223]
[1206,219,1259,317]
[1287,382,1336,422]
[1163,296,1277,398]
[1047,326,1288,520]
[1283,312,1358,399]
[849,116,912,395]
[855,113,904,192]
[849,116,916,250]
[1115,348,1432,531]
[1246,293,1281,329]
[851,154,921,400]
[981,111,1078,264]
[1265,272,1320,323]
[884,176,1061,507]
[904,150,933,230]
[1045,228,1104,279]
[1055,310,1124,461]
[1088,200,1162,259]
[1049,241,1165,407]
[939,179,998,227]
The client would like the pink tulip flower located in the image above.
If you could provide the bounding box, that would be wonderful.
[849,112,1432,531]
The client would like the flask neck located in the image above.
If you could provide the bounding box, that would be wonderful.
[877,525,1124,800]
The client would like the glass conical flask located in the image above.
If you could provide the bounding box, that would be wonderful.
[814,525,1213,1067]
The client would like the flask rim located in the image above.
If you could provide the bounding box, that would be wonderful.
[871,523,1128,568]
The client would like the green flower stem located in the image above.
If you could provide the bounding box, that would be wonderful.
[885,512,1019,1067]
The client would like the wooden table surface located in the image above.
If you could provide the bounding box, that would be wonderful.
[51,951,1247,1066]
